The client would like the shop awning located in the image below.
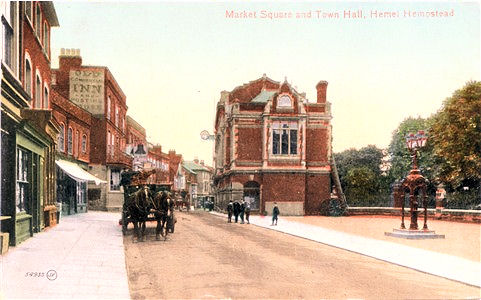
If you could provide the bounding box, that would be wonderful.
[56,160,106,185]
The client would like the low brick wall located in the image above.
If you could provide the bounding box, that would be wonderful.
[347,207,481,223]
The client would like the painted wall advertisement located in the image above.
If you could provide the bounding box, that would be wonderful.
[69,69,105,115]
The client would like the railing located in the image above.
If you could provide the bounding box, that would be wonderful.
[106,146,133,168]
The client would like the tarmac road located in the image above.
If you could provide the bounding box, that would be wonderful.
[123,211,480,299]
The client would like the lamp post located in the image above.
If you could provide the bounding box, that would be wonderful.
[401,130,428,230]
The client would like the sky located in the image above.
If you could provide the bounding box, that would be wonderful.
[51,1,480,166]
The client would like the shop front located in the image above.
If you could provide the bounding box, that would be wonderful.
[56,159,106,216]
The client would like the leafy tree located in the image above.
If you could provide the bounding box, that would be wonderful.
[430,81,481,189]
[387,116,436,182]
[335,145,384,189]
[334,145,389,206]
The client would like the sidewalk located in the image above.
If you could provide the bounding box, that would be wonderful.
[0,212,130,299]
[210,211,481,288]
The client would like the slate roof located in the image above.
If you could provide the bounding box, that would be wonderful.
[251,90,277,103]
[183,161,211,172]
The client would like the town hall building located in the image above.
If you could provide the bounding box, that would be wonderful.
[213,75,333,215]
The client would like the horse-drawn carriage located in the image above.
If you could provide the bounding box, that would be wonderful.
[120,170,176,241]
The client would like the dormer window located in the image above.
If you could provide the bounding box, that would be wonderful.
[277,94,292,107]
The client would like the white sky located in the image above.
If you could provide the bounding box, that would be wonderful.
[51,1,480,166]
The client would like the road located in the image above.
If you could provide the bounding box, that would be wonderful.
[124,211,480,299]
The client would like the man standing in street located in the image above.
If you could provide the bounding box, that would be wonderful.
[233,201,240,223]
[271,202,280,226]
[245,201,251,224]
[239,200,245,224]
[227,200,233,223]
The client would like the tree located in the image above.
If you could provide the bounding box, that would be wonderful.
[387,116,436,182]
[430,81,481,189]
[334,145,388,206]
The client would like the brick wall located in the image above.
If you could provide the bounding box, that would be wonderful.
[306,128,328,162]
[22,4,53,109]
[305,173,331,215]
[237,127,262,161]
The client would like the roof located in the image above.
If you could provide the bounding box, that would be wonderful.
[42,2,59,27]
[251,90,276,103]
[183,161,211,172]
[182,164,197,175]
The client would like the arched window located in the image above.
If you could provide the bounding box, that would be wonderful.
[106,96,111,119]
[81,134,87,153]
[43,85,49,108]
[244,181,260,210]
[277,94,292,107]
[35,75,41,108]
[67,127,73,155]
[115,105,119,127]
[76,130,80,156]
[43,22,49,52]
[58,124,65,152]
[35,3,41,39]
[25,2,32,22]
[25,58,32,97]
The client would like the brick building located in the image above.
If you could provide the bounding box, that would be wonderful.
[1,2,59,246]
[213,75,332,215]
[183,159,213,208]
[126,115,147,171]
[52,49,131,211]
[50,89,106,216]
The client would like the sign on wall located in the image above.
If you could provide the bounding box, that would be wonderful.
[69,69,105,115]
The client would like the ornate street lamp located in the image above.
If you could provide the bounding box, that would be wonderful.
[400,130,429,230]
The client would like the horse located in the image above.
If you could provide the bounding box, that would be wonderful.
[125,185,151,242]
[151,191,175,241]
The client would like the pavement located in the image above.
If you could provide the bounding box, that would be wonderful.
[0,211,130,299]
[1,210,479,299]
[210,211,481,288]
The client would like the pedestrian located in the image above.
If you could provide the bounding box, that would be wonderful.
[245,201,251,224]
[233,201,240,223]
[239,200,245,224]
[271,202,280,226]
[227,200,233,223]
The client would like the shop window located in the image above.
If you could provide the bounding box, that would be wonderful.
[58,124,65,152]
[67,127,73,155]
[16,148,29,213]
[110,169,121,191]
[272,122,298,155]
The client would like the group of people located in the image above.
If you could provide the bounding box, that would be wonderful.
[226,200,251,224]
[226,200,280,226]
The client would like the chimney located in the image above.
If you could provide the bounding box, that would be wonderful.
[200,160,204,166]
[194,157,199,164]
[59,48,82,70]
[316,81,328,104]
